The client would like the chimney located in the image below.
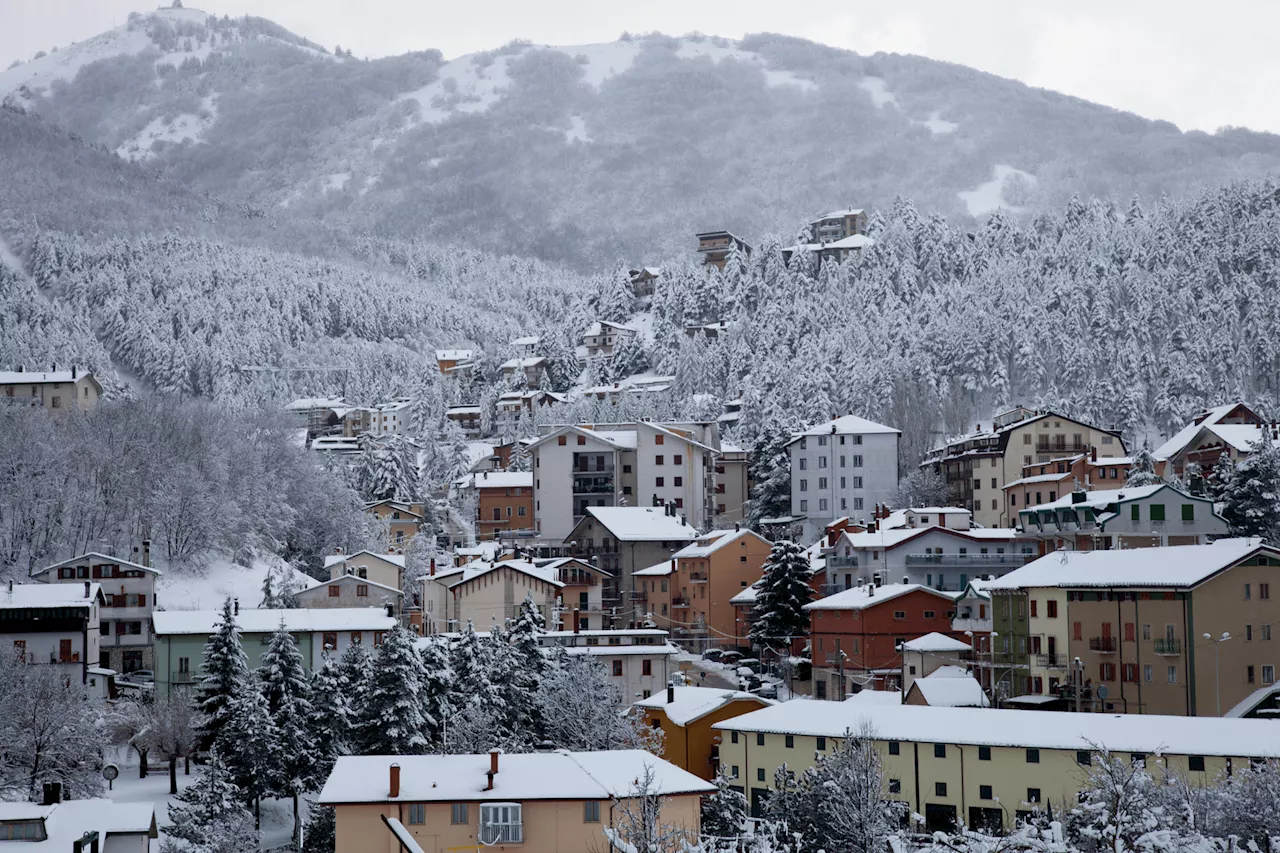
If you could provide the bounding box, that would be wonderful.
[84,581,90,599]
[486,749,500,790]
[333,546,342,555]
[142,539,151,568]
[573,608,581,633]
[71,366,77,379]
[42,782,61,805]
[385,603,394,617]
[1091,447,1097,463]
[734,523,740,532]
[233,598,240,616]
[389,763,401,798]
[867,585,875,597]
[667,684,676,704]
[430,558,436,577]
[902,576,909,585]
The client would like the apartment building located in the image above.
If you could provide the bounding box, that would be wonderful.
[540,626,679,702]
[296,575,404,614]
[0,581,102,686]
[662,528,772,647]
[636,685,773,779]
[497,389,567,415]
[1004,449,1133,511]
[824,523,1036,594]
[695,230,753,269]
[581,321,638,359]
[1154,402,1280,478]
[368,399,413,436]
[325,549,407,591]
[1019,483,1228,551]
[789,414,902,541]
[153,605,396,696]
[31,551,161,674]
[921,407,1127,527]
[634,558,676,627]
[715,442,750,523]
[528,421,722,543]
[803,583,961,698]
[0,366,101,411]
[364,500,426,547]
[538,557,609,630]
[428,560,564,633]
[453,471,534,540]
[444,404,483,437]
[319,750,711,853]
[434,349,476,376]
[510,335,541,358]
[714,702,1280,830]
[499,356,548,386]
[987,540,1280,715]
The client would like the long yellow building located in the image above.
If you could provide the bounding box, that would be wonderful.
[714,701,1280,833]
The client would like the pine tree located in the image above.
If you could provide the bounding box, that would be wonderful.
[417,638,453,747]
[749,540,811,654]
[301,801,336,853]
[505,594,548,738]
[194,597,250,751]
[1221,440,1280,542]
[1209,450,1238,503]
[166,747,258,853]
[220,676,279,828]
[701,769,749,841]
[259,622,314,844]
[306,653,350,789]
[356,625,429,754]
[1125,443,1162,487]
[746,429,793,531]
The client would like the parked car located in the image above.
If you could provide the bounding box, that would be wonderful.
[754,682,779,699]
[736,658,762,674]
[720,650,743,664]
[739,674,762,692]
[120,670,154,685]
[701,649,724,662]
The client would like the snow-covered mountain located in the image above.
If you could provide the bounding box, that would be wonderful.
[9,8,1280,268]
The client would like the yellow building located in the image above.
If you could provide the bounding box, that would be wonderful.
[635,685,774,779]
[714,701,1280,833]
[318,749,713,853]
[0,367,101,411]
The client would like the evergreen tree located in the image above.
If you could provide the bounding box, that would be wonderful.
[259,622,314,844]
[356,625,429,754]
[219,676,279,828]
[749,540,811,654]
[1209,450,1238,503]
[417,639,454,747]
[1125,443,1162,487]
[306,653,350,789]
[701,769,750,841]
[505,594,549,737]
[746,429,792,531]
[194,597,250,751]
[301,801,336,853]
[1221,440,1280,542]
[166,748,258,853]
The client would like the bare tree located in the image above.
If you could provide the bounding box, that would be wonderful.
[598,764,699,853]
[131,690,199,795]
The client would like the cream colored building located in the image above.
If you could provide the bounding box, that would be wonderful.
[296,574,404,614]
[432,560,563,633]
[325,549,407,591]
[318,750,712,853]
[715,701,1280,832]
[0,367,101,411]
[540,627,679,703]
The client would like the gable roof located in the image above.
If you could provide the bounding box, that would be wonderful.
[908,668,990,708]
[0,800,156,850]
[1019,483,1177,514]
[575,507,699,543]
[453,471,534,490]
[901,632,972,653]
[524,424,639,453]
[634,686,773,726]
[788,414,900,445]
[323,550,407,569]
[674,528,769,558]
[33,551,163,578]
[1152,403,1258,460]
[0,582,102,609]
[300,575,404,598]
[803,583,957,612]
[0,368,96,386]
[447,560,564,591]
[984,540,1271,591]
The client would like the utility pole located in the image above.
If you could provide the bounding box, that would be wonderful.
[1073,657,1083,714]
[1203,632,1231,716]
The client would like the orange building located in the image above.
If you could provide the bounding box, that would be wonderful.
[455,472,534,540]
[636,685,774,779]
[668,528,772,647]
[634,559,675,628]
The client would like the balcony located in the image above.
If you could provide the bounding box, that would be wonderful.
[671,596,690,608]
[819,583,854,596]
[1154,639,1182,655]
[171,670,197,685]
[688,572,708,583]
[1089,637,1117,653]
[826,555,859,570]
[904,553,1035,566]
[1036,653,1067,669]
[572,477,615,495]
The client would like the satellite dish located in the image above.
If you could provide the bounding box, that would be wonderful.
[1096,685,1109,700]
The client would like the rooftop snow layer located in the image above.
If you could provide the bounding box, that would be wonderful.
[909,668,989,707]
[583,506,699,541]
[984,540,1268,591]
[0,582,100,609]
[789,414,901,444]
[634,686,772,726]
[901,632,973,653]
[323,550,407,568]
[803,583,957,611]
[153,606,396,635]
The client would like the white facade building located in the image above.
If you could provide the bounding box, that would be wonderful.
[788,415,901,542]
[0,581,103,685]
[539,628,678,703]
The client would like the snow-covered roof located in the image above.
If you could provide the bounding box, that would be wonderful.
[33,551,163,577]
[583,320,638,337]
[435,349,474,361]
[674,528,766,558]
[729,584,760,605]
[510,335,541,347]
[825,234,875,250]
[720,441,745,453]
[454,471,534,490]
[300,575,403,598]
[284,396,346,411]
[500,356,548,370]
[715,702,1280,757]
[580,507,699,542]
[1225,684,1280,718]
[984,540,1270,591]
[562,643,681,657]
[907,507,971,515]
[446,405,482,416]
[1211,424,1279,453]
[319,750,713,805]
[803,583,956,611]
[634,686,773,726]
[633,560,676,577]
[811,208,865,221]
[541,628,668,639]
[1152,403,1246,459]
[901,632,972,653]
[1004,471,1072,488]
[1021,483,1169,512]
[844,690,903,706]
[528,425,639,451]
[323,550,407,569]
[0,582,101,609]
[447,560,563,590]
[0,800,156,850]
[909,667,989,708]
[787,414,900,445]
[0,368,90,385]
[153,607,396,636]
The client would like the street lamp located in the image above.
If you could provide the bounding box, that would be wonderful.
[1202,632,1232,716]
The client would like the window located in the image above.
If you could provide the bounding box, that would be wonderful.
[934,744,946,759]
[1073,621,1082,640]
[1100,663,1116,681]
[350,632,362,645]
[1048,600,1058,618]
[973,479,982,491]
[1263,583,1272,600]
[991,478,998,489]
[656,477,664,487]
[1150,504,1165,522]
[1026,749,1040,764]
[655,455,664,465]
[978,746,991,761]
[785,735,795,748]
[1142,624,1152,640]
[328,585,340,597]
[924,610,936,619]
[757,768,766,782]
[756,733,765,747]
[612,660,623,677]
[731,765,739,778]
[1264,625,1273,641]
[1124,622,1135,642]
[51,396,61,409]
[818,456,827,469]
[479,803,522,844]
[817,737,827,751]
[980,785,993,800]
[818,477,828,489]
[1248,625,1254,641]
[408,804,426,824]
[1143,665,1153,683]
[642,659,652,676]
[1131,505,1140,522]
[1248,665,1256,684]
[1077,750,1092,766]
[935,782,948,797]
[674,477,683,487]
[357,584,368,597]
[451,804,468,824]
[852,455,863,467]
[1023,434,1032,444]
[889,778,902,793]
[731,731,739,744]
[1264,665,1275,685]
[1123,663,1138,683]
[1245,583,1252,600]
[655,434,664,445]
[888,741,900,755]
[322,632,337,650]
[799,479,807,492]
[584,801,601,823]
[1168,666,1178,684]
[800,500,808,512]
[894,610,907,620]
[1030,600,1037,618]
[1027,788,1041,803]
[1189,756,1206,772]
[1182,504,1195,521]
[673,454,683,465]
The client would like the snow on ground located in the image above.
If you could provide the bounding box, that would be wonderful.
[673,40,815,90]
[629,310,656,343]
[114,96,217,161]
[569,41,645,88]
[156,555,312,612]
[958,163,1038,216]
[859,76,898,108]
[323,171,351,191]
[921,110,958,134]
[400,51,520,124]
[564,114,590,143]
[0,26,154,100]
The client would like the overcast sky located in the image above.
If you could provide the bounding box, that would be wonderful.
[2,0,1275,134]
